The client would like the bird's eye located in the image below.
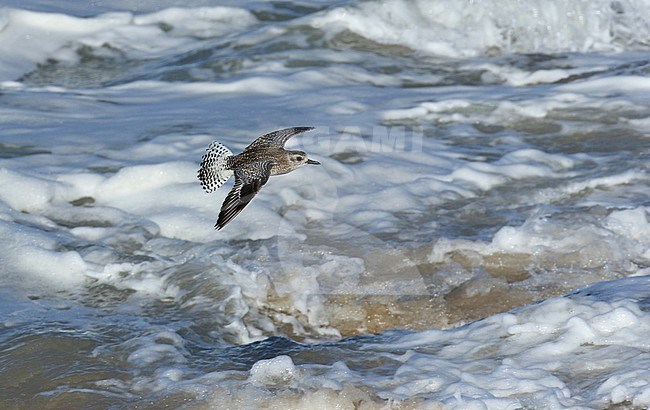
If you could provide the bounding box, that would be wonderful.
[295,156,303,161]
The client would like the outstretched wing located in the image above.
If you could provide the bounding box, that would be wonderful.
[244,127,314,152]
[215,159,276,230]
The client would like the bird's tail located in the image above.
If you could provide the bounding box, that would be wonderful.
[198,141,234,193]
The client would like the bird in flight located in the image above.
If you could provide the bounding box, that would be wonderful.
[198,127,320,230]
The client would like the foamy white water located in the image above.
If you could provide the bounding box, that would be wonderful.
[0,0,649,408]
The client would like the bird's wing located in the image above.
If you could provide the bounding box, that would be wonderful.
[215,159,276,230]
[243,127,314,151]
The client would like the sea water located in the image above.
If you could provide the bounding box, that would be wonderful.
[0,0,649,408]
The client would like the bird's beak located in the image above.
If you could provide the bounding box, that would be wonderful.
[307,159,320,165]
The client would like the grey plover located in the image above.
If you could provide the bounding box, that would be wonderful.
[198,127,320,230]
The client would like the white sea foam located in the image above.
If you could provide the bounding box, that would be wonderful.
[3,0,650,84]
[431,205,649,274]
[0,6,257,80]
[0,218,88,289]
[249,355,297,386]
[310,0,650,57]
[142,276,650,408]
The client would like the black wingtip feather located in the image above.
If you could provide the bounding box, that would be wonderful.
[243,127,316,152]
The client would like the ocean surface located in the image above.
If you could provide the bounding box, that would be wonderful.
[0,0,649,408]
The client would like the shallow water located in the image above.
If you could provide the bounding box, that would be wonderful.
[0,0,649,408]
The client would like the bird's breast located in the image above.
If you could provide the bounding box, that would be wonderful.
[270,164,291,176]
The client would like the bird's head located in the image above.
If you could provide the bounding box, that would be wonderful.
[287,150,320,167]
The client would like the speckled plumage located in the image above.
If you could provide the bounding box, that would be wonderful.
[198,127,319,230]
[198,141,233,193]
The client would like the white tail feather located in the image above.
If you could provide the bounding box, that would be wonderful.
[198,141,234,193]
